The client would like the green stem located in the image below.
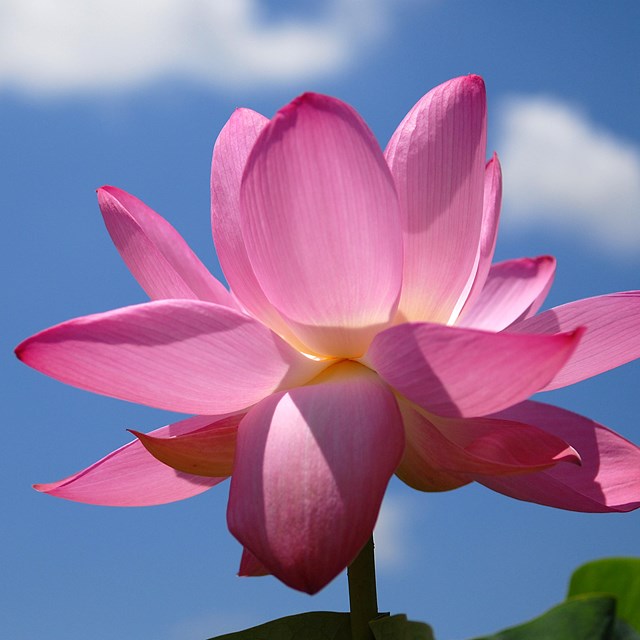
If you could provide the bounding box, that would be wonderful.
[347,536,379,640]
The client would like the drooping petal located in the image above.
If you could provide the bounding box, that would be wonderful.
[365,322,583,418]
[211,109,302,346]
[130,413,242,477]
[456,256,556,331]
[239,548,270,577]
[227,361,404,594]
[385,75,487,324]
[510,292,640,390]
[16,300,325,415]
[476,401,640,513]
[455,154,503,320]
[98,186,235,306]
[34,416,227,506]
[396,400,579,492]
[240,93,403,358]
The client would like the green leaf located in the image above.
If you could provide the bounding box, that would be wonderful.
[612,619,640,640]
[369,613,435,640]
[568,558,640,632]
[469,594,617,640]
[206,611,351,640]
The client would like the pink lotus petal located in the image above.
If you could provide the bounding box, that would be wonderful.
[396,401,579,492]
[98,186,235,306]
[456,256,556,331]
[365,322,583,417]
[130,413,242,477]
[34,416,227,506]
[16,300,325,415]
[477,401,640,512]
[386,75,487,324]
[227,361,404,594]
[240,93,403,358]
[211,109,303,347]
[511,291,640,390]
[239,548,270,577]
[456,154,503,320]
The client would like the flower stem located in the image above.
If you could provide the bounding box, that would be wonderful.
[347,536,378,640]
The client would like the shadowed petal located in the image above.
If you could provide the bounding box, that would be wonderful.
[239,548,270,577]
[240,93,403,358]
[227,361,404,594]
[211,109,302,346]
[131,413,242,477]
[98,186,235,306]
[366,322,583,417]
[34,416,227,506]
[477,401,640,512]
[396,400,579,492]
[457,256,556,331]
[511,292,640,389]
[386,75,487,324]
[16,300,325,415]
[455,154,502,320]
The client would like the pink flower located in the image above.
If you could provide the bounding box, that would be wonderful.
[16,76,640,594]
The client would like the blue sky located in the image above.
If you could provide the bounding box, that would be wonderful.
[2,1,639,639]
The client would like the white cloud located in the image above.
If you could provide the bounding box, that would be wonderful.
[0,0,410,96]
[497,96,640,254]
[373,493,413,571]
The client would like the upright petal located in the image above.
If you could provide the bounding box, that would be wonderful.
[34,416,227,506]
[16,300,325,415]
[477,401,640,513]
[211,109,302,346]
[386,75,487,324]
[366,322,583,417]
[396,400,579,492]
[240,93,403,358]
[456,256,556,331]
[130,413,242,477]
[510,292,640,389]
[98,186,235,306]
[227,361,404,594]
[455,154,503,320]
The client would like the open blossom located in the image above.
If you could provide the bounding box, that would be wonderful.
[16,76,640,594]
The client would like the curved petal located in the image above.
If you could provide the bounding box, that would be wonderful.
[130,413,242,477]
[385,75,487,324]
[211,109,302,346]
[455,154,503,320]
[477,401,640,512]
[365,322,583,418]
[456,256,556,331]
[227,361,404,594]
[34,416,226,506]
[98,186,235,306]
[240,93,403,358]
[510,292,640,390]
[16,300,325,415]
[396,400,578,492]
[239,548,270,577]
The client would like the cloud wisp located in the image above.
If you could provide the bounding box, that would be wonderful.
[498,96,640,256]
[0,0,406,97]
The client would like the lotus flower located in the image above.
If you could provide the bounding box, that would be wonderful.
[16,76,640,595]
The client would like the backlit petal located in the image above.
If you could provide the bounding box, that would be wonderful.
[511,291,640,390]
[227,361,404,594]
[211,109,302,345]
[16,300,325,415]
[34,416,226,506]
[386,75,487,324]
[477,401,640,512]
[366,322,582,417]
[240,93,403,357]
[239,548,270,577]
[98,186,235,306]
[131,413,242,477]
[457,256,556,331]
